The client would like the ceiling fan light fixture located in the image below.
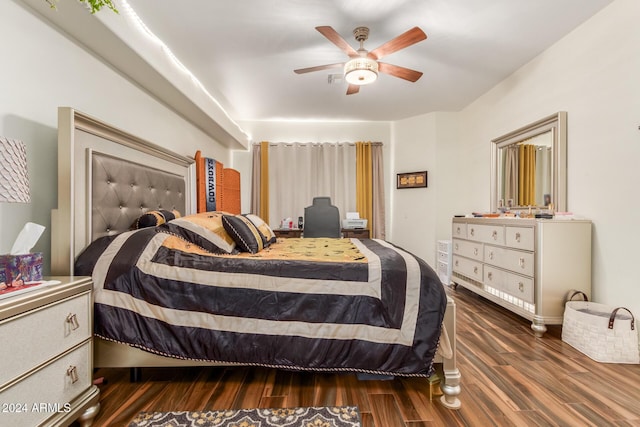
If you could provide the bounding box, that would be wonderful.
[344,57,378,85]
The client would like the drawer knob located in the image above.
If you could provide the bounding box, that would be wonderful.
[473,266,478,274]
[519,257,525,268]
[518,282,525,292]
[489,251,494,260]
[455,260,459,267]
[455,243,459,251]
[470,228,475,236]
[473,248,478,256]
[66,313,80,330]
[492,230,498,240]
[456,227,461,234]
[515,232,521,242]
[67,366,79,384]
[488,272,493,280]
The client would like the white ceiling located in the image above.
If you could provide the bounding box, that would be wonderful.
[122,0,611,122]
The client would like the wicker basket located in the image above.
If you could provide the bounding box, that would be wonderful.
[562,291,639,364]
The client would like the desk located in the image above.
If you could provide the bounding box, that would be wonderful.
[341,228,370,239]
[274,228,370,239]
[273,228,303,238]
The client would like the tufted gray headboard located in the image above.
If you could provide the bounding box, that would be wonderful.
[52,107,195,275]
[91,152,186,240]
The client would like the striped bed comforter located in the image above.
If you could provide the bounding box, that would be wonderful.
[86,228,447,377]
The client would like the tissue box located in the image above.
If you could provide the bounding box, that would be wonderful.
[0,253,43,283]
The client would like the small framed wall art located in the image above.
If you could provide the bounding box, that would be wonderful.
[397,171,428,189]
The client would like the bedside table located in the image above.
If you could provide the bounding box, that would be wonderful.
[0,276,100,426]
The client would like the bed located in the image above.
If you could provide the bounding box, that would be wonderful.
[51,107,462,409]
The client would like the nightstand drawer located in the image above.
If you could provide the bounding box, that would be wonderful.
[0,292,91,387]
[0,341,91,427]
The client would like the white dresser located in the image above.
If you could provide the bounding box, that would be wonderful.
[0,276,100,426]
[451,217,592,336]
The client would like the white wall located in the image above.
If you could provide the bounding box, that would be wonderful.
[233,120,392,232]
[0,1,229,273]
[390,112,461,264]
[396,0,640,317]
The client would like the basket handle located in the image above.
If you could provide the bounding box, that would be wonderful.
[567,290,589,302]
[608,307,636,330]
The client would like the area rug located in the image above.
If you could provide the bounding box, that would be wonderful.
[128,406,361,427]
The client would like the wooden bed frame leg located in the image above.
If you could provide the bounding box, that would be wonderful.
[130,367,142,383]
[438,296,461,409]
[439,367,462,409]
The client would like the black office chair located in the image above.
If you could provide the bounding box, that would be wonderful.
[303,197,341,238]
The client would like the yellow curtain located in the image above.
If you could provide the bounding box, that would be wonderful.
[518,144,536,206]
[259,141,269,223]
[355,142,372,229]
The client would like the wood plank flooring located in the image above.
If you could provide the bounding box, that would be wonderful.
[82,286,640,426]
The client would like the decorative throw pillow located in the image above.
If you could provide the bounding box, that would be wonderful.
[132,209,181,229]
[159,212,236,254]
[222,214,264,254]
[243,213,277,247]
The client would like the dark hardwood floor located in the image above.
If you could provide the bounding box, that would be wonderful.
[85,286,640,426]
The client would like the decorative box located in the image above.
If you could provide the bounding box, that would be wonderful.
[0,253,43,283]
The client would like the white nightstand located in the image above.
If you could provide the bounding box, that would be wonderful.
[0,276,100,426]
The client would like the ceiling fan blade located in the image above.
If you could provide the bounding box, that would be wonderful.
[316,26,359,57]
[378,62,423,82]
[294,63,344,74]
[368,27,427,60]
[346,84,360,95]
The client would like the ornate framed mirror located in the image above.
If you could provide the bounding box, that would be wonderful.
[490,112,567,212]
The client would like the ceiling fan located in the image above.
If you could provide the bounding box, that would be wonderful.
[294,26,427,95]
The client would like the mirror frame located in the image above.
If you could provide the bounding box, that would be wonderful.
[490,111,567,212]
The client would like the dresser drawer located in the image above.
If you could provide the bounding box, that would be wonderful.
[485,265,534,303]
[452,222,467,238]
[505,226,535,251]
[453,238,483,261]
[0,341,91,427]
[452,255,483,282]
[0,292,91,387]
[468,223,505,245]
[484,245,534,277]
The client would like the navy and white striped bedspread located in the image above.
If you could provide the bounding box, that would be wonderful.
[90,228,447,376]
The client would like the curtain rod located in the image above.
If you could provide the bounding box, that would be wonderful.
[252,141,383,147]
